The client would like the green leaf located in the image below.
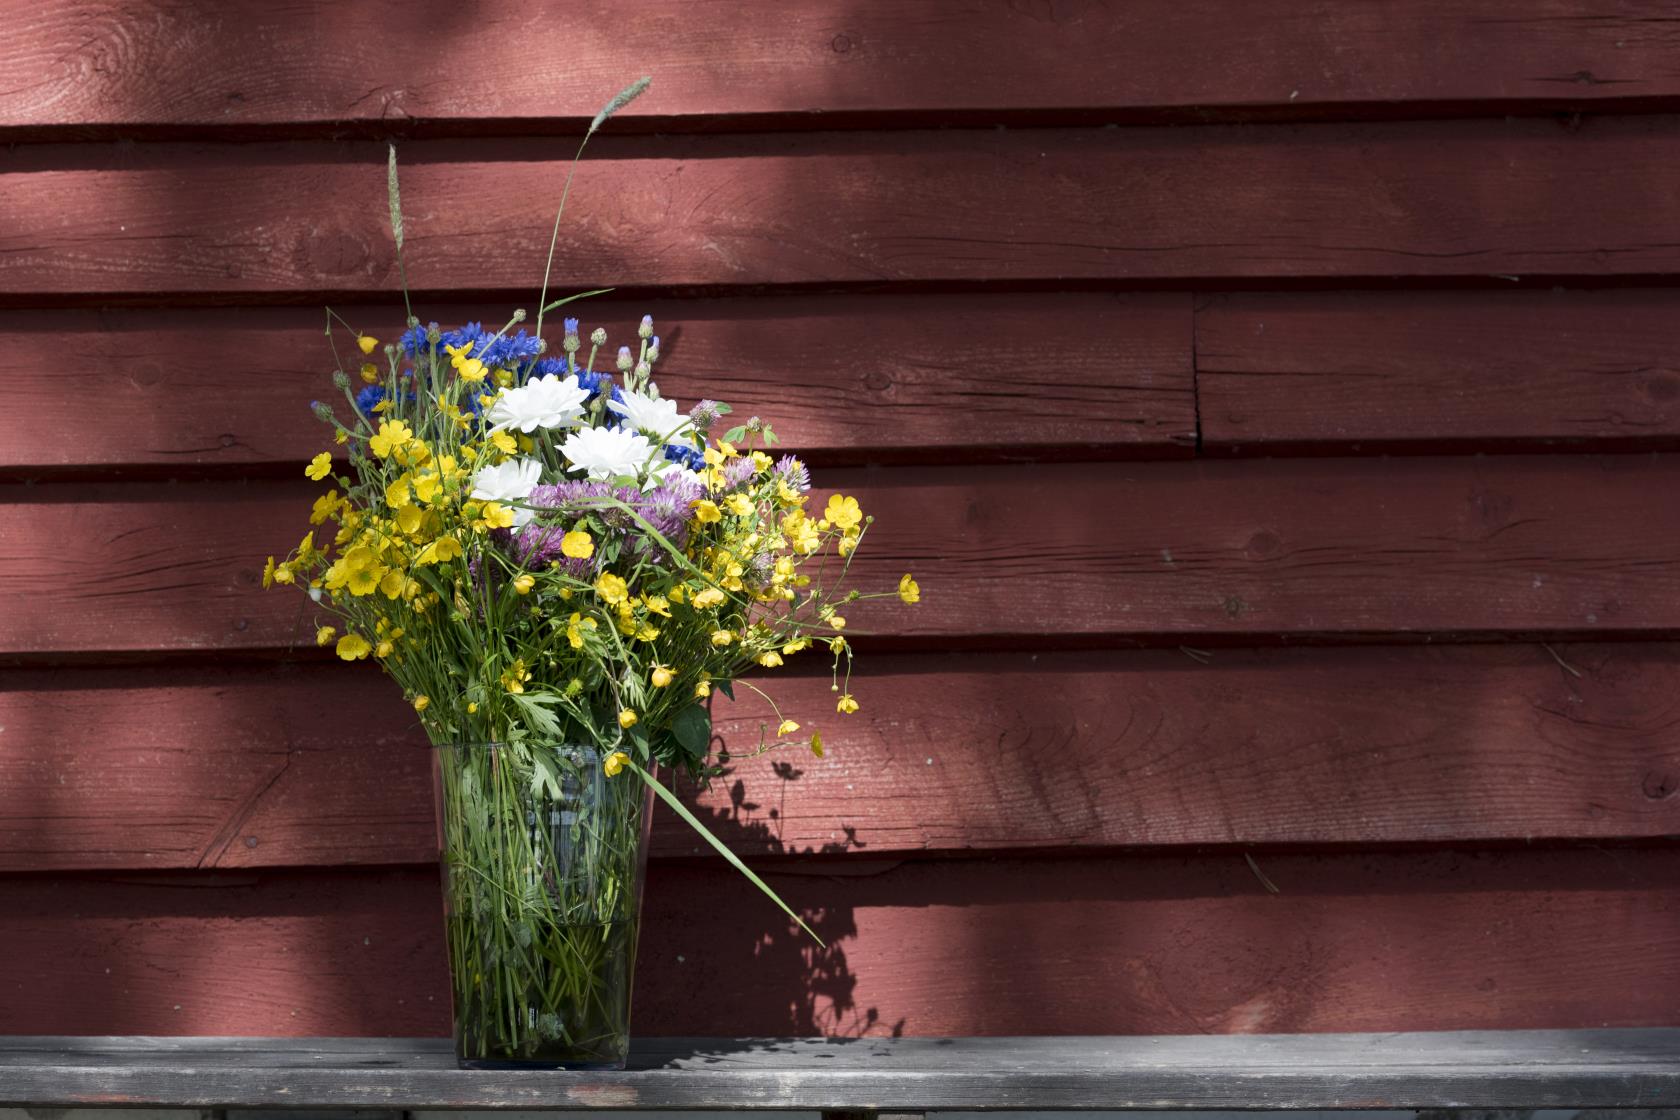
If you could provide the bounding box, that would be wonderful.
[540,287,615,315]
[713,402,734,415]
[722,425,748,444]
[715,679,736,701]
[531,750,564,802]
[671,703,712,758]
[511,691,563,739]
[628,761,823,946]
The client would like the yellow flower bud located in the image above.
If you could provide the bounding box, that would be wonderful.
[651,665,674,688]
[618,708,638,729]
[512,573,536,595]
[357,335,379,355]
[412,694,430,712]
[777,719,800,737]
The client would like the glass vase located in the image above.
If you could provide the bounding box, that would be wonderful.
[432,742,655,1069]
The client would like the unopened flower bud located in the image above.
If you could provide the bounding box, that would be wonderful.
[562,334,580,353]
[426,323,442,344]
[638,314,653,339]
[590,327,607,346]
[634,361,651,380]
[647,336,660,361]
[310,400,335,423]
[746,415,764,432]
[331,370,351,390]
[616,346,633,371]
[511,308,526,322]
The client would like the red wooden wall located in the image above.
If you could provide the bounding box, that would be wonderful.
[4,1,1680,1038]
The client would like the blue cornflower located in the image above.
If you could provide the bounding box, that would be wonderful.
[355,384,387,414]
[479,329,542,369]
[663,443,705,472]
[401,322,438,358]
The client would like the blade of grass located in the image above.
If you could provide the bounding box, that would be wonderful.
[626,760,823,945]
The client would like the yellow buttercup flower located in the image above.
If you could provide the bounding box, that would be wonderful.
[444,342,487,383]
[374,639,394,658]
[651,664,674,688]
[757,651,784,668]
[315,625,337,647]
[357,335,379,355]
[566,612,598,649]
[360,362,379,384]
[379,570,405,599]
[777,719,800,737]
[617,707,638,729]
[899,573,920,604]
[710,629,734,647]
[691,499,722,524]
[488,430,518,456]
[412,694,430,713]
[836,694,859,715]
[335,633,372,660]
[512,573,535,595]
[603,750,630,778]
[692,586,726,609]
[694,677,712,699]
[395,504,423,534]
[311,490,340,524]
[561,530,594,559]
[595,572,628,605]
[824,494,863,531]
[725,493,755,517]
[369,419,412,459]
[385,477,411,508]
[305,452,333,481]
[480,501,516,530]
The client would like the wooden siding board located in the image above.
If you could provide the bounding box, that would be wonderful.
[5,645,1680,872]
[8,118,1680,298]
[1197,290,1680,453]
[3,848,1678,1037]
[7,456,1680,657]
[4,0,1679,136]
[0,294,1195,474]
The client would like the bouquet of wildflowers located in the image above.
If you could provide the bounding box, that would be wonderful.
[262,78,920,1066]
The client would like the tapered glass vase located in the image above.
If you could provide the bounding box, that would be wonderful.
[433,742,654,1069]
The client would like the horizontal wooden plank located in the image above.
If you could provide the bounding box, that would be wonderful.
[6,645,1680,872]
[8,456,1680,657]
[1198,290,1680,453]
[9,1032,1680,1112]
[6,0,1679,139]
[0,294,1193,475]
[3,847,1679,1037]
[8,117,1680,298]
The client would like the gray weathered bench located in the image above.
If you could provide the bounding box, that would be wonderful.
[4,1031,1680,1113]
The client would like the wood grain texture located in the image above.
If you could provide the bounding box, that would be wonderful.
[4,847,1679,1038]
[0,294,1194,475]
[5,0,1678,138]
[1198,290,1680,454]
[9,117,1680,298]
[8,456,1680,657]
[8,1032,1680,1111]
[7,645,1680,872]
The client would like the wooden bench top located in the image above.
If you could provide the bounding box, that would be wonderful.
[3,1029,1680,1111]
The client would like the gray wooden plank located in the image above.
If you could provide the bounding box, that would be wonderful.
[2,1032,1680,1110]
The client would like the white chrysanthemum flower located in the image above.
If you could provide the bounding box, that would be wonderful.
[608,388,691,442]
[485,374,589,433]
[561,425,656,481]
[470,457,543,527]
